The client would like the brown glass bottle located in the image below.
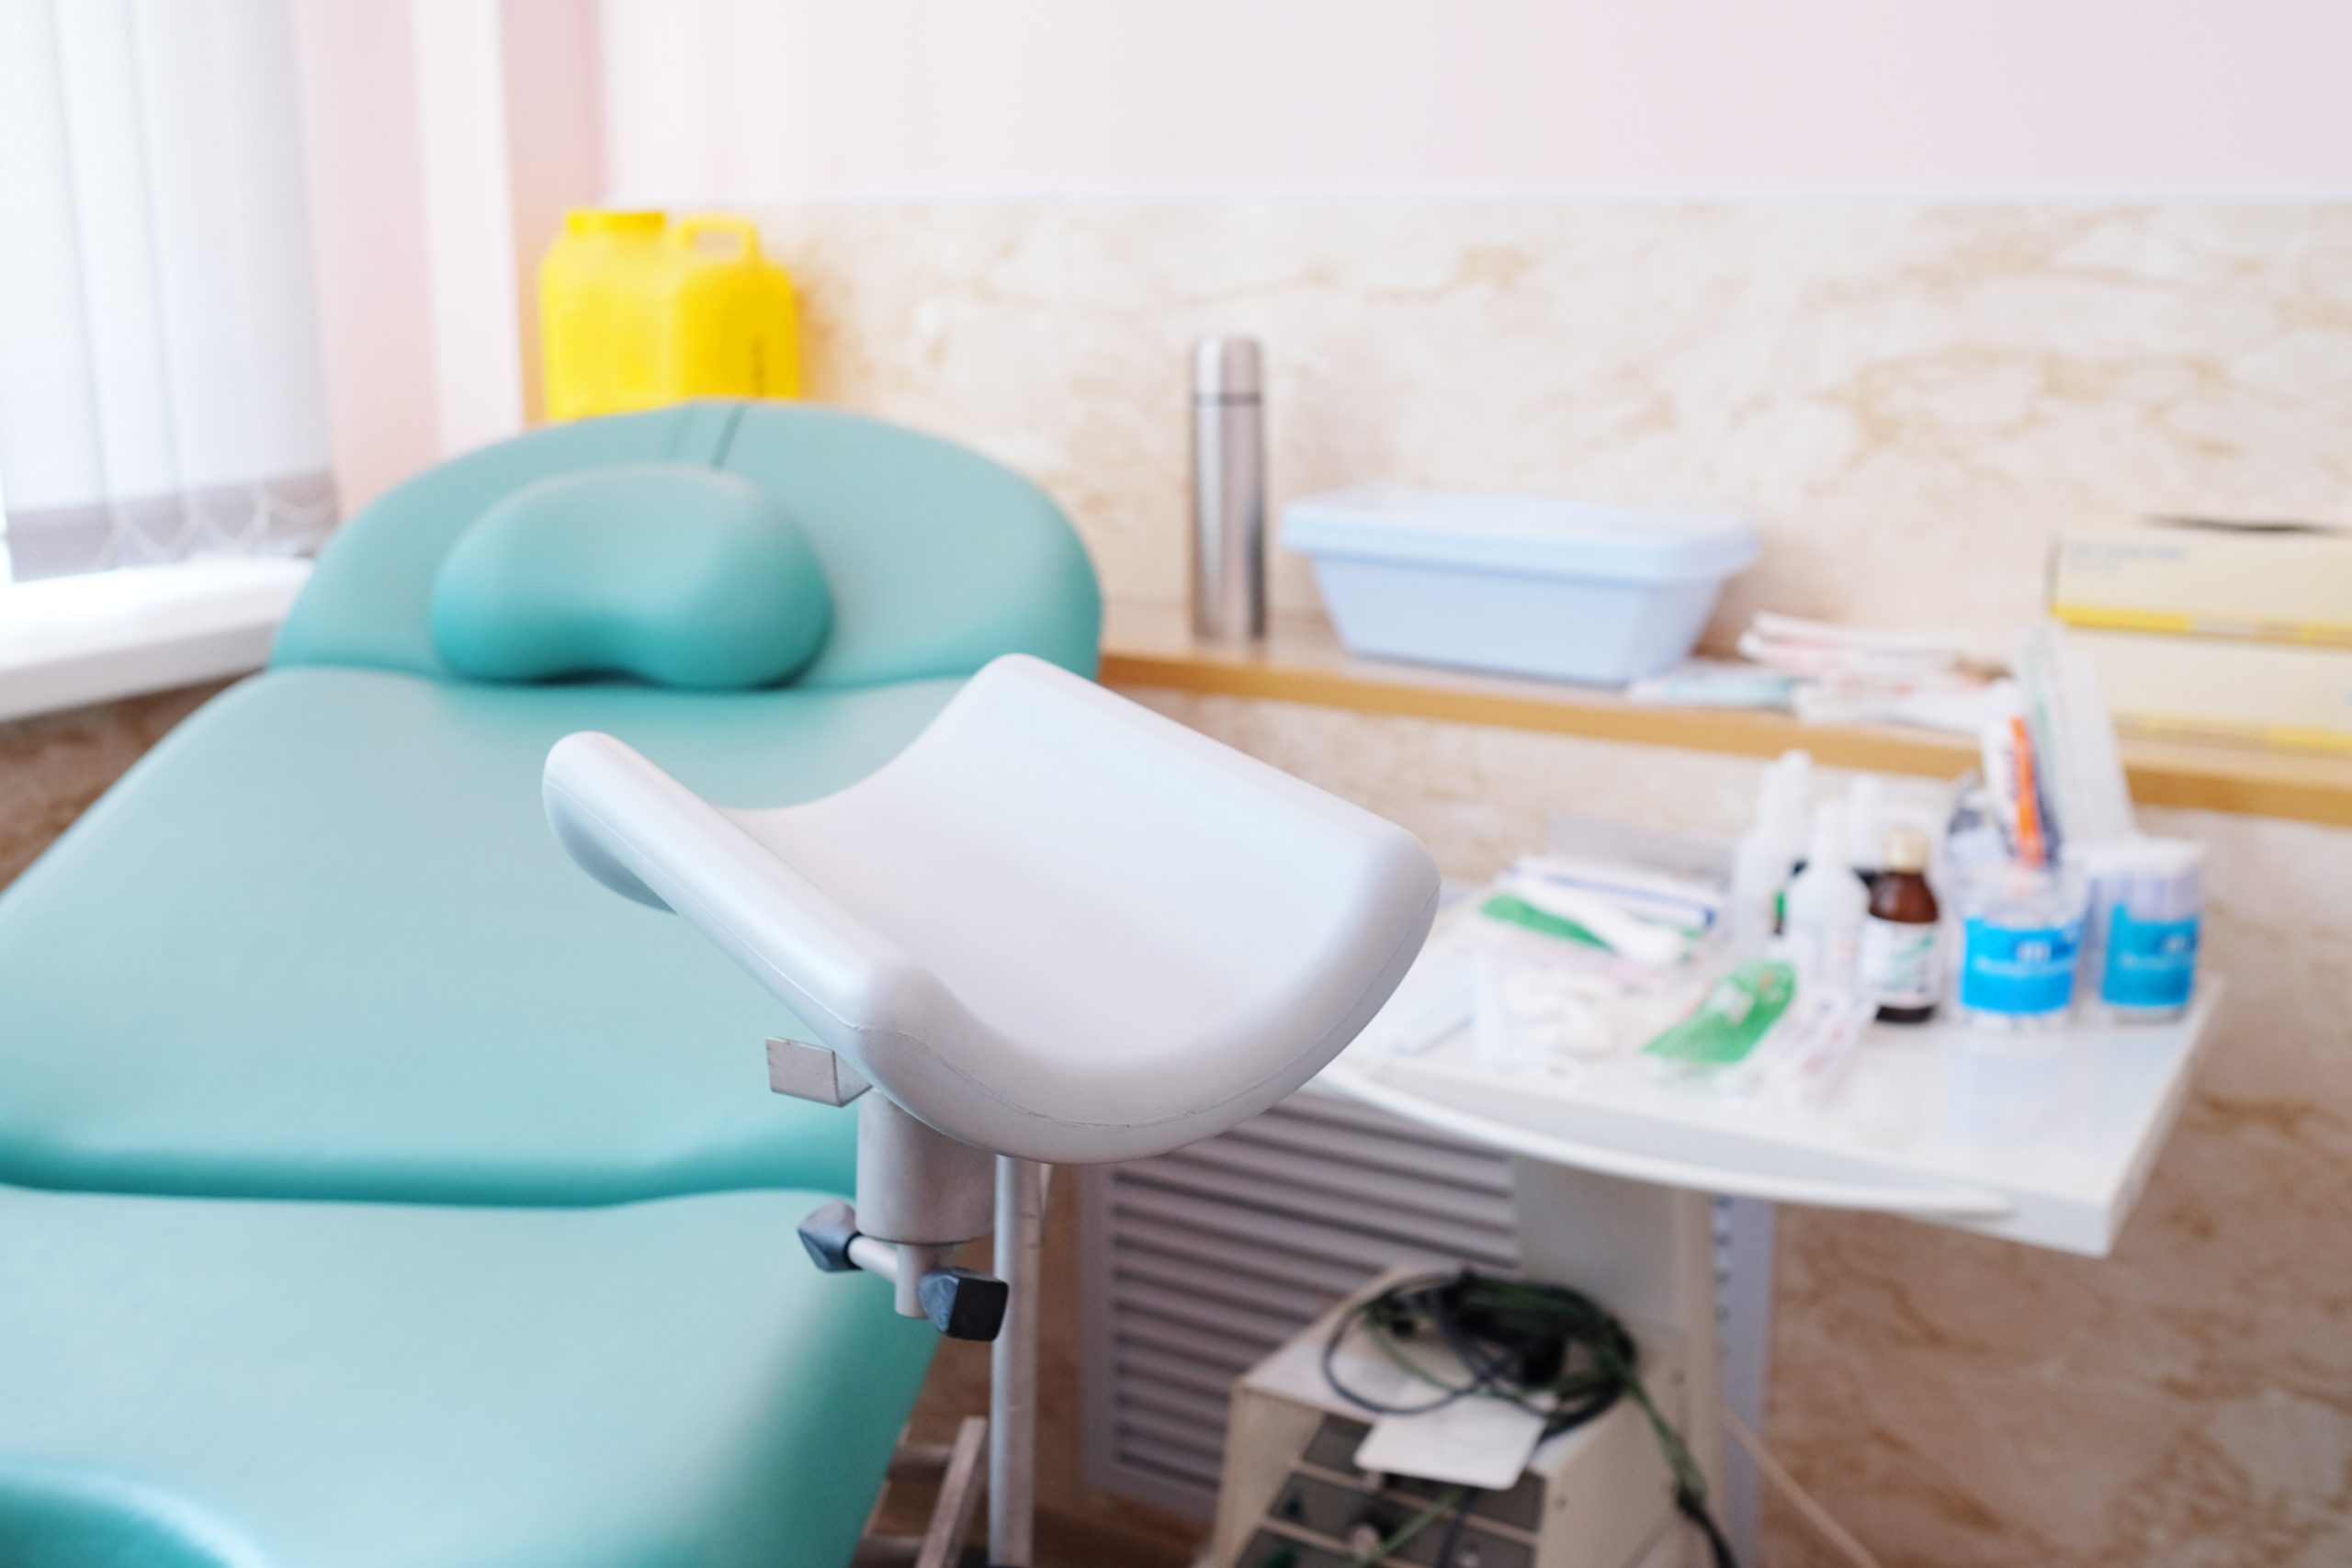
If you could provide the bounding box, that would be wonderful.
[1860,829,1942,1023]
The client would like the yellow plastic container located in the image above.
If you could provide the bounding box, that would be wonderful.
[539,209,802,422]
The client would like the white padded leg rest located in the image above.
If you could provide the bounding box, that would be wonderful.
[545,655,1438,1163]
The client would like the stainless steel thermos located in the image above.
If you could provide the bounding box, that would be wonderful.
[1191,337,1266,642]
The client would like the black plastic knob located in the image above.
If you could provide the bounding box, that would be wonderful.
[796,1201,862,1273]
[918,1267,1010,1341]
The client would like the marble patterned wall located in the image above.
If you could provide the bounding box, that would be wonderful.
[756,202,2352,655]
[742,201,2352,1564]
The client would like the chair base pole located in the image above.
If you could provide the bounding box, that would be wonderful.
[989,1156,1045,1568]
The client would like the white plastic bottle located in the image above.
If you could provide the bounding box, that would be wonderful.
[1730,773,1792,956]
[1845,775,1885,886]
[1778,751,1814,885]
[1729,753,1809,955]
[1780,751,1814,842]
[1782,802,1867,994]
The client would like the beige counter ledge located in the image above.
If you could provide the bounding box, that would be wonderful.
[1100,604,2352,830]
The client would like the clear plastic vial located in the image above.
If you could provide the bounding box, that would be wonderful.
[1952,867,2086,1032]
[2075,837,2203,1023]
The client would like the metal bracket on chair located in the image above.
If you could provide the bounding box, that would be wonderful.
[776,1055,1043,1566]
[797,1200,1011,1342]
[767,1037,870,1106]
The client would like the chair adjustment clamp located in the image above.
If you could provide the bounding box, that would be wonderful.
[797,1201,1010,1342]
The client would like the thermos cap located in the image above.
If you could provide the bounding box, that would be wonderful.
[1193,337,1261,400]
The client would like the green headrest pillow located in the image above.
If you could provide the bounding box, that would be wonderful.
[430,462,832,689]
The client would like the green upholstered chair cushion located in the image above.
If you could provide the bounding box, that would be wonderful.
[430,462,832,689]
[278,401,1101,687]
[0,404,1100,1562]
[0,1185,934,1568]
[0,667,966,1204]
[0,406,1103,1203]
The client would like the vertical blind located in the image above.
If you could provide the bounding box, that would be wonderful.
[0,0,335,582]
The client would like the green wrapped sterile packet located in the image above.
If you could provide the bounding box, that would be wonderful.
[1478,893,1610,951]
[1641,961,1796,1066]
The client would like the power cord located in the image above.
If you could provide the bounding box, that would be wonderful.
[1724,1407,1885,1568]
[1340,1483,1467,1568]
[1430,1485,1476,1567]
[1320,1269,1737,1568]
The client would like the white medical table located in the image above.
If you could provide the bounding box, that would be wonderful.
[1320,947,2222,1562]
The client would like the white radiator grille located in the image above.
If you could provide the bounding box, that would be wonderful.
[1078,1088,1521,1517]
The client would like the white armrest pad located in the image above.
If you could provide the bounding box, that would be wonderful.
[544,733,941,1061]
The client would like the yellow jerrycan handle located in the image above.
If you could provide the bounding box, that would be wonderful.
[672,214,761,261]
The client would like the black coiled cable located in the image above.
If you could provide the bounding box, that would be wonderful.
[1320,1269,1736,1568]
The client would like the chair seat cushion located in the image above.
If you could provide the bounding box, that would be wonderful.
[0,664,959,1204]
[0,1184,934,1568]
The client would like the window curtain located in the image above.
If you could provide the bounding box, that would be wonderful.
[0,0,335,583]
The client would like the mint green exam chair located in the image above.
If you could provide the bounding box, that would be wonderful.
[0,402,1100,1566]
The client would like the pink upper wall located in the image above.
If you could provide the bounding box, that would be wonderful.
[292,0,2352,514]
[596,0,2352,199]
[291,0,601,515]
[288,0,444,516]
[501,0,605,426]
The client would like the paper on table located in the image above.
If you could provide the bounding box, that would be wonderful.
[1319,1275,1547,1489]
[1353,1390,1547,1491]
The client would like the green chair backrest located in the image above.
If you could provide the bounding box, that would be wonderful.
[274,401,1101,688]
